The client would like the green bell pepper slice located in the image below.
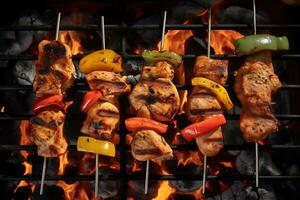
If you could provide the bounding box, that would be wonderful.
[142,50,182,66]
[235,34,289,56]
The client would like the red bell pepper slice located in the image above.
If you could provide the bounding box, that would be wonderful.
[125,117,168,134]
[80,91,102,112]
[181,115,226,142]
[32,95,64,113]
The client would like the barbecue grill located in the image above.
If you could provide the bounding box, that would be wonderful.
[1,0,300,199]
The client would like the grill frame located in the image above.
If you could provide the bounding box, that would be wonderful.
[1,22,300,199]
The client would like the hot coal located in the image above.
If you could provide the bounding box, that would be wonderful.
[236,150,281,176]
[219,6,269,24]
[12,186,32,200]
[168,193,197,200]
[245,185,276,200]
[127,180,159,200]
[207,181,247,200]
[169,180,202,193]
[32,185,65,200]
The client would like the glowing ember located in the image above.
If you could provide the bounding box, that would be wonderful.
[176,151,203,166]
[59,31,83,55]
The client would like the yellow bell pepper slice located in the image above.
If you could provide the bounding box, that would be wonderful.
[191,77,233,110]
[79,49,123,74]
[77,136,115,157]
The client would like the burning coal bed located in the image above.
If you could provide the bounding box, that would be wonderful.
[1,0,300,200]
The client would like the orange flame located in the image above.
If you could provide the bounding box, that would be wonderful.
[14,121,35,194]
[58,151,70,175]
[55,181,89,200]
[153,181,176,200]
[1,106,4,112]
[59,31,83,55]
[157,21,193,54]
[19,120,33,175]
[14,180,36,194]
[210,30,244,54]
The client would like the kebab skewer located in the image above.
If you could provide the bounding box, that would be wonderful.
[77,16,130,198]
[234,0,289,188]
[126,11,182,194]
[30,13,76,195]
[182,9,232,195]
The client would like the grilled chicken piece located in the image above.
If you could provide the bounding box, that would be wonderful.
[141,61,174,81]
[187,86,223,122]
[129,78,180,122]
[131,129,173,161]
[194,56,228,85]
[240,110,279,142]
[86,71,131,97]
[234,51,281,142]
[234,52,281,108]
[195,127,223,157]
[30,109,67,157]
[33,40,75,97]
[81,101,120,140]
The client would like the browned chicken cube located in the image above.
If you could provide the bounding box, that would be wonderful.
[194,56,228,85]
[30,109,67,157]
[85,71,131,97]
[33,40,75,97]
[131,129,173,161]
[140,61,175,81]
[81,101,120,140]
[195,127,224,157]
[129,78,180,122]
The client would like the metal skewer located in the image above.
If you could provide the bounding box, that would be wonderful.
[252,0,259,189]
[40,12,61,195]
[202,8,212,195]
[144,10,167,195]
[94,15,106,198]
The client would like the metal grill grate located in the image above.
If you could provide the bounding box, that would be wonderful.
[1,22,300,199]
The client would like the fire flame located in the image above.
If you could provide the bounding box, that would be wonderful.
[58,151,70,175]
[157,21,193,54]
[153,181,176,200]
[14,121,35,194]
[55,181,89,200]
[59,31,83,55]
[210,30,244,54]
[19,120,33,175]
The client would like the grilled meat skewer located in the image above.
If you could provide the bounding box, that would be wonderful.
[234,51,281,142]
[186,56,229,156]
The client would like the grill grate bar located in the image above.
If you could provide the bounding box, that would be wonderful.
[1,84,299,91]
[1,113,299,120]
[1,175,300,181]
[1,144,300,151]
[1,24,300,31]
[1,54,300,61]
